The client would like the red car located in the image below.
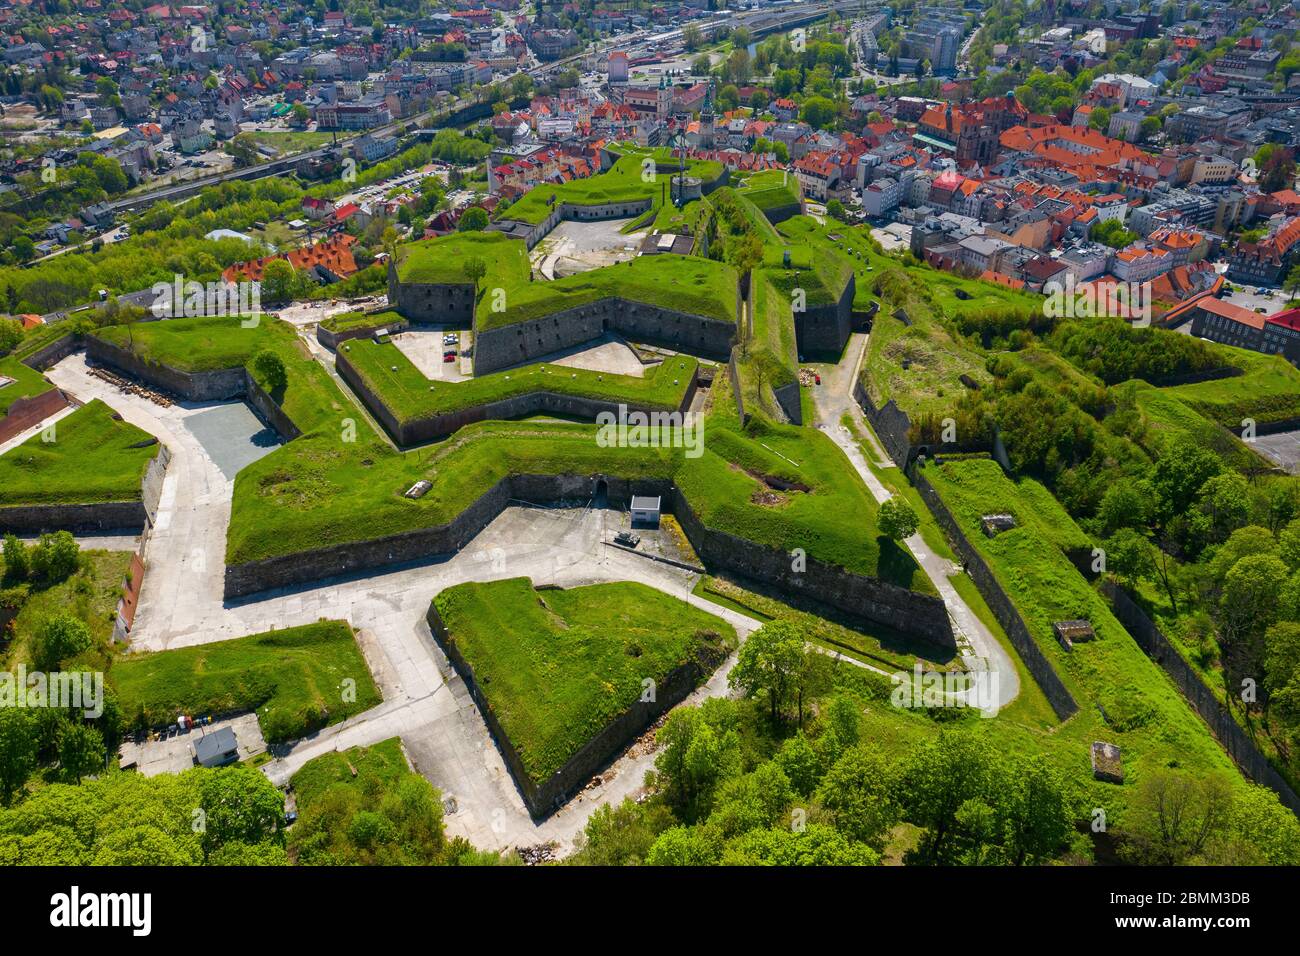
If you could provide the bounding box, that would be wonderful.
[443,352,456,363]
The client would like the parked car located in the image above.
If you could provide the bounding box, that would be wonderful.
[443,352,456,362]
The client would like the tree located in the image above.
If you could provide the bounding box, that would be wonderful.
[646,825,721,865]
[458,206,489,232]
[0,317,20,354]
[1090,218,1138,249]
[0,707,36,805]
[724,230,764,279]
[720,823,880,865]
[58,722,104,783]
[898,730,998,864]
[32,614,93,672]
[1220,552,1288,683]
[774,732,824,797]
[1150,440,1221,527]
[1097,479,1152,533]
[654,699,742,821]
[708,763,794,838]
[28,531,79,584]
[199,767,285,861]
[259,258,301,304]
[2,534,28,582]
[1120,768,1233,865]
[998,755,1072,866]
[252,349,287,393]
[825,199,846,221]
[1198,472,1249,542]
[799,96,838,129]
[1105,528,1155,590]
[573,798,673,866]
[728,620,807,722]
[464,255,487,296]
[878,497,919,541]
[815,746,898,847]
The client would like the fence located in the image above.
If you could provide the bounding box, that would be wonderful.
[1103,580,1300,818]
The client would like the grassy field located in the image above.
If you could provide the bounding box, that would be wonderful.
[1163,348,1300,427]
[862,308,991,419]
[319,309,406,336]
[734,272,799,421]
[290,737,410,808]
[94,315,361,436]
[433,578,735,784]
[920,457,1246,801]
[481,253,739,330]
[736,169,801,213]
[1,549,131,672]
[0,400,157,506]
[0,354,54,415]
[502,149,725,226]
[246,130,336,156]
[393,231,530,286]
[343,335,697,425]
[111,621,381,742]
[1128,380,1266,471]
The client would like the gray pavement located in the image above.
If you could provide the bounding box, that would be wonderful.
[120,713,266,777]
[44,348,757,853]
[809,332,1020,713]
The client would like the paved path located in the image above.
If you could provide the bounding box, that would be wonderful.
[0,402,77,458]
[44,349,760,853]
[808,332,1019,712]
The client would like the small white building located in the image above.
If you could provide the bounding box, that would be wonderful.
[630,495,661,526]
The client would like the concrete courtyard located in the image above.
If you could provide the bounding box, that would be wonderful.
[42,348,758,854]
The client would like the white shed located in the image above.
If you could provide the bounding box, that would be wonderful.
[630,495,661,526]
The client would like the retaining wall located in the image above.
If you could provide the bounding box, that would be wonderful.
[86,336,247,402]
[1103,580,1300,818]
[0,388,70,446]
[772,380,802,425]
[911,466,1080,721]
[20,332,81,371]
[87,336,298,442]
[794,274,855,356]
[472,297,737,376]
[224,471,956,651]
[854,379,913,467]
[316,316,411,351]
[0,500,146,534]
[426,598,725,818]
[337,349,697,446]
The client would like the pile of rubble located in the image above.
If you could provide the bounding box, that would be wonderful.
[90,367,174,408]
[515,842,560,866]
[798,368,818,387]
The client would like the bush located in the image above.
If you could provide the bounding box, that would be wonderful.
[252,349,287,393]
[879,497,920,541]
[2,534,28,582]
[31,613,93,671]
[28,532,79,584]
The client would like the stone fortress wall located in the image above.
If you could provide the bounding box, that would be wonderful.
[472,296,738,375]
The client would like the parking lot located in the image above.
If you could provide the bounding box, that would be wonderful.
[392,327,472,381]
[119,713,266,778]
